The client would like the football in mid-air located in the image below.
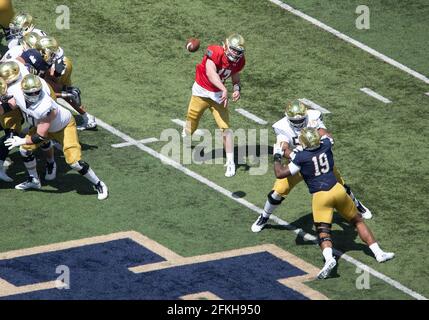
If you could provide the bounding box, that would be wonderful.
[186,38,200,52]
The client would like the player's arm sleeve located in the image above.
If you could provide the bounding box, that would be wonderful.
[288,161,301,176]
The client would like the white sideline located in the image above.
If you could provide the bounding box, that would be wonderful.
[360,88,392,103]
[299,98,331,114]
[111,138,159,148]
[171,119,205,136]
[269,0,429,84]
[95,117,427,300]
[235,108,268,125]
[425,92,429,97]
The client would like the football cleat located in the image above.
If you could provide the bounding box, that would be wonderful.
[251,214,269,233]
[45,162,57,181]
[224,161,236,177]
[356,201,372,220]
[77,114,97,131]
[0,169,13,182]
[317,257,337,279]
[15,176,41,190]
[95,181,108,200]
[376,252,395,263]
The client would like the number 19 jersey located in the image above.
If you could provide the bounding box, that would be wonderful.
[291,137,337,194]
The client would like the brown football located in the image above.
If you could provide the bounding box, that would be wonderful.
[186,38,200,52]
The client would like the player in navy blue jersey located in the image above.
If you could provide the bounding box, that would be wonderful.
[270,128,394,279]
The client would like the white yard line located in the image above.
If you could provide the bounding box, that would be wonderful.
[171,119,205,136]
[235,108,268,125]
[269,0,429,85]
[360,88,392,103]
[111,138,159,148]
[95,116,427,300]
[299,98,331,114]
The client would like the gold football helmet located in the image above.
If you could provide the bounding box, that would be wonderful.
[22,31,41,50]
[9,13,34,39]
[224,33,245,62]
[299,127,320,150]
[0,78,8,96]
[0,61,20,84]
[21,74,43,103]
[36,36,60,65]
[285,100,308,129]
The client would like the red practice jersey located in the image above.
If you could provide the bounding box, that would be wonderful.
[195,45,245,92]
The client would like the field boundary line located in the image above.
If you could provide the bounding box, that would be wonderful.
[268,0,429,84]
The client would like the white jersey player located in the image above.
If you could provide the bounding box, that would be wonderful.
[251,100,372,234]
[1,74,108,200]
[272,108,326,149]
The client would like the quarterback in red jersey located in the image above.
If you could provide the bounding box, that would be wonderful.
[184,33,246,177]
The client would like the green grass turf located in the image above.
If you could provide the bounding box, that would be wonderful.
[1,0,427,299]
[283,0,429,75]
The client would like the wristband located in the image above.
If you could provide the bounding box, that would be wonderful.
[233,84,241,92]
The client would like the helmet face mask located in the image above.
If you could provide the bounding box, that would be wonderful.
[36,36,60,65]
[224,34,245,63]
[285,100,308,129]
[21,74,43,104]
[299,127,321,150]
[9,13,34,39]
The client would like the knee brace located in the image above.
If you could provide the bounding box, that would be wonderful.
[62,86,82,106]
[70,160,89,175]
[315,223,333,245]
[267,190,284,205]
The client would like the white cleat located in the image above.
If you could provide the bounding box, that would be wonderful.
[0,169,13,182]
[356,201,372,220]
[95,181,108,200]
[225,162,236,177]
[45,162,57,181]
[77,114,97,131]
[317,257,337,279]
[376,252,395,263]
[15,176,41,190]
[251,214,270,233]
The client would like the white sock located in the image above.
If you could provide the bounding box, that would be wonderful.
[82,113,89,121]
[24,159,39,181]
[83,168,101,185]
[369,243,383,257]
[226,152,234,164]
[263,192,283,216]
[322,247,333,261]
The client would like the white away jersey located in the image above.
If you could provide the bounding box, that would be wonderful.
[18,90,72,133]
[1,45,24,62]
[272,109,326,148]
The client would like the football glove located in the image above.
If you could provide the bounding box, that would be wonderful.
[273,143,284,156]
[4,136,27,150]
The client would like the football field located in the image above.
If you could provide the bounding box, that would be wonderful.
[0,0,428,300]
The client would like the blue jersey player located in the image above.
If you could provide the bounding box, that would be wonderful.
[270,128,394,279]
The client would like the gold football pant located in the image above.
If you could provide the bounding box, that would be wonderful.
[185,95,230,135]
[0,109,22,133]
[312,183,358,224]
[273,166,346,196]
[0,0,14,28]
[22,117,82,165]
